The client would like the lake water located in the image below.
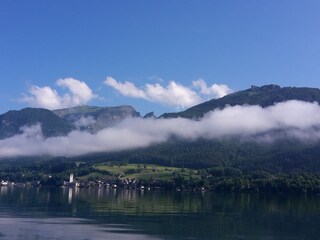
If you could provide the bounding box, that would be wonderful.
[0,187,320,239]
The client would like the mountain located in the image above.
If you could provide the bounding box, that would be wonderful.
[161,84,320,118]
[0,108,73,139]
[53,105,140,132]
[143,112,156,118]
[101,84,320,173]
[0,105,141,139]
[3,85,319,140]
[2,85,320,192]
[1,84,320,174]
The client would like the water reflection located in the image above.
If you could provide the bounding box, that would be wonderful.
[68,187,73,204]
[0,217,160,240]
[0,186,320,239]
[0,186,7,196]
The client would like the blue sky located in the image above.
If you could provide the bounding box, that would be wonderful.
[0,0,319,116]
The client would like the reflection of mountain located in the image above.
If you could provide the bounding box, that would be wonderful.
[1,187,320,239]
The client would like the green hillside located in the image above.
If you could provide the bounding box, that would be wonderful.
[75,138,320,174]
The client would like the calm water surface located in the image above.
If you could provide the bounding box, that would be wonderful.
[0,187,320,239]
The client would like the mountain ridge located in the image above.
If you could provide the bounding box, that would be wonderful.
[0,105,141,139]
[2,84,320,140]
[53,105,140,133]
[1,84,320,192]
[160,84,320,118]
[0,107,74,139]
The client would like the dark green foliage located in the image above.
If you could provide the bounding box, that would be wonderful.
[78,138,320,174]
[41,175,63,186]
[125,168,139,174]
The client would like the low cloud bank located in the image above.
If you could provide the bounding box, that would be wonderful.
[1,100,320,158]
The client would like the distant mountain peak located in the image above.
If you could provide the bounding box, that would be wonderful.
[0,107,73,139]
[0,105,141,139]
[250,84,280,90]
[53,105,141,133]
[143,112,156,119]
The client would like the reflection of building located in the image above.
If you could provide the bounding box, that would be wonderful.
[68,187,73,203]
[69,173,74,183]
[1,181,8,186]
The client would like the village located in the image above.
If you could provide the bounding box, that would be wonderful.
[63,173,150,190]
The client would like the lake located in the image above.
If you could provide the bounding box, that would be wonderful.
[0,187,320,239]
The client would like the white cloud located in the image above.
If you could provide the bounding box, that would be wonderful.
[192,79,233,98]
[21,78,96,110]
[56,78,95,106]
[22,86,62,110]
[144,81,201,109]
[1,100,320,158]
[104,76,230,109]
[104,76,147,99]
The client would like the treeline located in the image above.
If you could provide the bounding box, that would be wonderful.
[2,158,320,194]
[120,167,320,194]
[172,168,320,194]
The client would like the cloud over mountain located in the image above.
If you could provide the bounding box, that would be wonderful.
[20,76,232,111]
[104,76,232,109]
[21,78,96,110]
[192,79,233,98]
[1,100,320,158]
